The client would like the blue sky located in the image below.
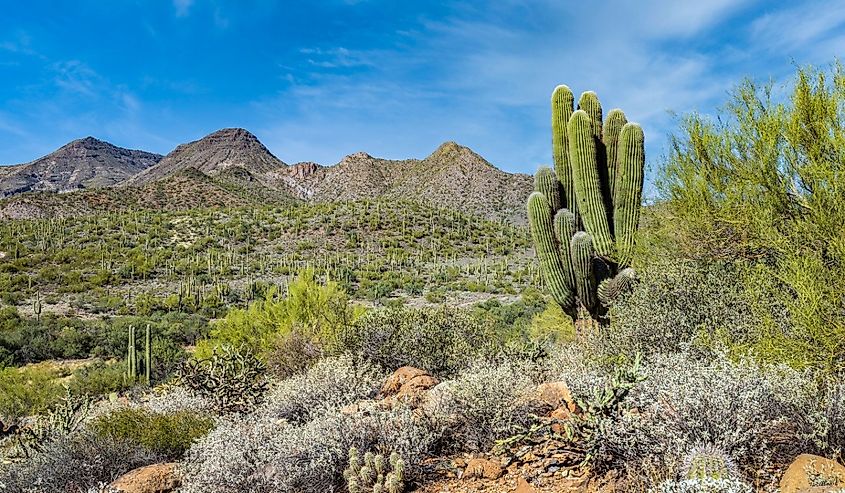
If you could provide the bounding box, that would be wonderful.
[1,0,843,179]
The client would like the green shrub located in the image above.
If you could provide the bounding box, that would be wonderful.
[68,360,131,397]
[591,259,756,361]
[0,366,63,421]
[199,270,357,362]
[658,62,845,373]
[91,408,214,459]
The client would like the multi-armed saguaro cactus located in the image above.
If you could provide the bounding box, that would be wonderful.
[125,324,153,385]
[528,85,644,323]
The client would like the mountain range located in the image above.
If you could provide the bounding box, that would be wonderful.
[0,128,532,223]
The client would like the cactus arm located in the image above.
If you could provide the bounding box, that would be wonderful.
[597,267,636,306]
[577,91,603,138]
[534,166,562,213]
[613,123,645,268]
[527,192,576,311]
[553,208,577,293]
[145,324,152,386]
[603,109,628,204]
[552,85,577,217]
[571,231,597,312]
[568,110,614,258]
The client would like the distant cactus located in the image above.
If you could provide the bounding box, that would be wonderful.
[344,447,405,493]
[529,85,644,324]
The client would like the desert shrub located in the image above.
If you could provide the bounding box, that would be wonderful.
[340,306,502,377]
[261,354,384,424]
[139,385,216,415]
[0,366,63,421]
[653,478,753,493]
[68,360,130,397]
[198,270,357,363]
[597,353,823,486]
[0,430,162,492]
[528,300,576,343]
[658,62,845,373]
[181,407,440,493]
[91,408,213,459]
[592,259,756,362]
[823,381,845,460]
[264,328,323,378]
[427,361,540,451]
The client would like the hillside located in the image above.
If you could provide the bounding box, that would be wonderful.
[0,137,161,196]
[124,128,287,186]
[277,142,533,224]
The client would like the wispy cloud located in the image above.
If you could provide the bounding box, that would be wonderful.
[173,0,194,17]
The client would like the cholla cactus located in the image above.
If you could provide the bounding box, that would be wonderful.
[529,85,644,324]
[175,345,269,414]
[344,447,405,493]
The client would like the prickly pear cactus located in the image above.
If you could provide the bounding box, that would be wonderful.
[528,85,645,324]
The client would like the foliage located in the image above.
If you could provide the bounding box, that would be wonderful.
[181,406,439,493]
[175,345,269,414]
[261,354,383,425]
[428,361,541,451]
[0,366,63,422]
[67,360,133,397]
[592,259,757,361]
[339,305,502,377]
[658,62,845,373]
[596,353,824,485]
[91,407,213,459]
[0,430,162,493]
[199,270,357,365]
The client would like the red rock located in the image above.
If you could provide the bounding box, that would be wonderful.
[780,454,845,493]
[515,476,539,493]
[535,381,577,413]
[381,367,439,407]
[110,463,180,493]
[462,458,504,480]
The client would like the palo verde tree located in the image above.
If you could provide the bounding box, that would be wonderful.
[528,85,645,325]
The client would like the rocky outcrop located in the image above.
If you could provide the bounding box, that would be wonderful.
[109,462,180,493]
[0,137,161,197]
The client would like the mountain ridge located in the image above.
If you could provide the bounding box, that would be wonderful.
[0,130,531,223]
[0,137,162,197]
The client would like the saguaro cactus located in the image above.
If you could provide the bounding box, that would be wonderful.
[528,85,645,323]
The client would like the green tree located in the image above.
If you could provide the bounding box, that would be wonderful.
[658,62,845,372]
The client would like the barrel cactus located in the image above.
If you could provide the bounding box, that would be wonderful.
[682,445,738,481]
[528,85,645,323]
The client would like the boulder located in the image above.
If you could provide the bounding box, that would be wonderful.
[462,458,504,480]
[381,366,438,395]
[535,381,578,413]
[110,463,180,493]
[780,454,845,493]
[381,366,439,406]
